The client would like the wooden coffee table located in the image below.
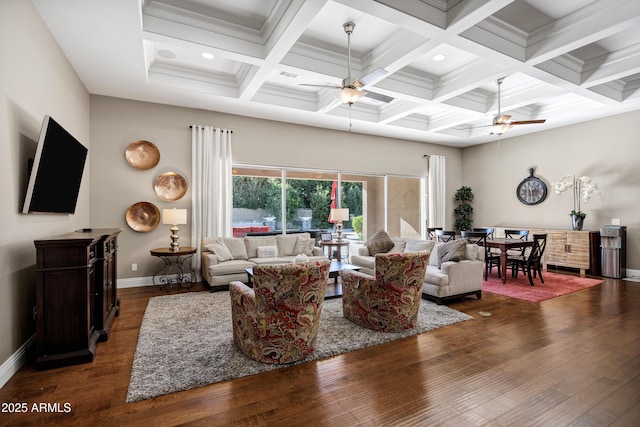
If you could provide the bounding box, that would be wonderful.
[244,261,360,299]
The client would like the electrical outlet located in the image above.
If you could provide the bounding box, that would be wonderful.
[612,218,620,225]
[132,263,138,271]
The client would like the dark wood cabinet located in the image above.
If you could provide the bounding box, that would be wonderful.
[34,228,121,370]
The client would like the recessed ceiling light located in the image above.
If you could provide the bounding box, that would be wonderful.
[202,52,214,60]
[157,49,176,59]
[432,54,446,61]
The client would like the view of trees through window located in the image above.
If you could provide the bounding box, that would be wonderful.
[232,166,422,240]
[232,169,362,232]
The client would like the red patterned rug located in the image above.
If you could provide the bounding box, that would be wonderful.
[483,270,604,302]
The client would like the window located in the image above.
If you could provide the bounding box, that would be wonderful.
[232,166,423,240]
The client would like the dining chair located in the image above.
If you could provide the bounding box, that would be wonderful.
[427,227,442,240]
[435,229,457,242]
[505,229,529,257]
[509,234,547,286]
[461,231,500,280]
[473,227,495,240]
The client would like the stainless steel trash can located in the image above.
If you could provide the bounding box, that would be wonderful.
[600,225,627,278]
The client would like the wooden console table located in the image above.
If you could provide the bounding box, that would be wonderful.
[492,227,600,277]
[34,228,121,370]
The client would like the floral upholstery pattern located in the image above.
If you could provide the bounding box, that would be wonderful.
[341,252,430,332]
[230,260,330,364]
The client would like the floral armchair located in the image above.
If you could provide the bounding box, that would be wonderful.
[229,260,330,364]
[340,252,430,332]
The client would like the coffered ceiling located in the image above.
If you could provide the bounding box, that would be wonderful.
[33,0,640,147]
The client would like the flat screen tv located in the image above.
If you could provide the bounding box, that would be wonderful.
[22,115,88,214]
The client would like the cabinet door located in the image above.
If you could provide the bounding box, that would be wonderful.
[566,231,590,268]
[545,231,567,264]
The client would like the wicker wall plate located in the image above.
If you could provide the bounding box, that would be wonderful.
[125,140,160,170]
[125,202,160,232]
[154,172,187,201]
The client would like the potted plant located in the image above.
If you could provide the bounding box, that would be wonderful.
[552,175,600,231]
[454,186,474,232]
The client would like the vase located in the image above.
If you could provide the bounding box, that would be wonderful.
[571,214,584,231]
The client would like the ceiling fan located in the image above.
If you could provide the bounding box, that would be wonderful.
[300,22,393,106]
[489,77,546,135]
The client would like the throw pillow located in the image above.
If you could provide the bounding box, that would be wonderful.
[257,245,278,258]
[388,240,407,253]
[204,240,233,262]
[365,230,394,255]
[294,236,315,256]
[404,240,435,253]
[438,238,468,266]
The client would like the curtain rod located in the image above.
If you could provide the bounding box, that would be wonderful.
[189,125,233,133]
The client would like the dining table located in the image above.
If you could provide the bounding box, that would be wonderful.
[482,238,534,284]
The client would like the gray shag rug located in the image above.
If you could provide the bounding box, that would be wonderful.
[126,291,473,402]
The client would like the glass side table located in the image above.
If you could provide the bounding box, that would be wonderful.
[149,246,197,291]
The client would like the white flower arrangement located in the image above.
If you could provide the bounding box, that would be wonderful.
[551,174,601,218]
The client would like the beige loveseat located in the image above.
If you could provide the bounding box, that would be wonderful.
[201,233,326,290]
[350,237,484,304]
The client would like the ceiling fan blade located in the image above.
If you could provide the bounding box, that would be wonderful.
[364,90,394,103]
[354,67,388,88]
[319,97,342,113]
[510,119,547,125]
[299,83,342,89]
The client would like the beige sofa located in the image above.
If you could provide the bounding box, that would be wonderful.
[350,237,484,304]
[201,233,326,290]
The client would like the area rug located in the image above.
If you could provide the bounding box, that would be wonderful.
[483,271,604,302]
[126,291,472,402]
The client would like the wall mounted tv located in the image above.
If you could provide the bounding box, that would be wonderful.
[22,115,88,214]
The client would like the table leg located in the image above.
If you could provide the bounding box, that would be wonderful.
[500,249,508,284]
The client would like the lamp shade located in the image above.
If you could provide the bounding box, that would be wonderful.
[162,208,187,225]
[330,208,349,221]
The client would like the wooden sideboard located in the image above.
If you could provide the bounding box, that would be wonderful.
[34,228,121,370]
[493,227,600,277]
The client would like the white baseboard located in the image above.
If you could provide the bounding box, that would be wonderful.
[118,274,193,289]
[624,268,640,282]
[118,276,154,288]
[0,335,36,389]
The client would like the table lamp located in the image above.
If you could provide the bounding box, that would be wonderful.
[331,208,349,242]
[163,208,187,251]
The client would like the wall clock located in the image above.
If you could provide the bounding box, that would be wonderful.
[516,167,547,205]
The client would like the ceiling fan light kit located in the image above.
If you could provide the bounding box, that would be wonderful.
[299,21,393,107]
[489,77,547,136]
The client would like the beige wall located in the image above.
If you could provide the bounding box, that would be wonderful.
[90,96,463,279]
[463,111,640,270]
[0,1,90,363]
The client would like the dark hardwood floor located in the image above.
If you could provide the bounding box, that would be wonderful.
[1,275,639,426]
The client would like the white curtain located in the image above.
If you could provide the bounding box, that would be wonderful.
[191,126,233,281]
[428,155,446,228]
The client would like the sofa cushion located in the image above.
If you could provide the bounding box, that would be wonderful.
[438,238,468,266]
[204,240,233,262]
[404,239,435,253]
[464,244,479,261]
[220,237,249,260]
[276,234,299,257]
[245,236,278,258]
[425,266,449,287]
[351,254,375,271]
[294,235,315,256]
[388,239,407,253]
[208,259,254,275]
[365,230,394,255]
[257,245,278,258]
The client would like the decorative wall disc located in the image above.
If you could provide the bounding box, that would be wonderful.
[125,140,160,170]
[154,172,187,201]
[125,201,160,232]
